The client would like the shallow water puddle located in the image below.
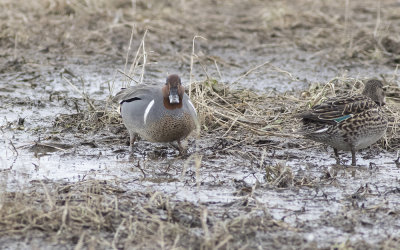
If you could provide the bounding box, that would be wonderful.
[1,51,399,248]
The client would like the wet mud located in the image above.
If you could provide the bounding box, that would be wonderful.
[1,0,400,249]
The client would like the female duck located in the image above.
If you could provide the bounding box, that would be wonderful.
[297,79,388,166]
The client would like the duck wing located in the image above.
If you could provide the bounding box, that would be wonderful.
[298,94,378,125]
[113,85,158,104]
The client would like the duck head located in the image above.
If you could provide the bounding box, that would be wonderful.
[362,79,386,106]
[163,74,185,105]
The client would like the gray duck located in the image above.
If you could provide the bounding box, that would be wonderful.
[114,74,198,154]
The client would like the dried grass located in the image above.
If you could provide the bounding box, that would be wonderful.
[2,0,400,64]
[0,180,295,249]
[264,163,294,188]
[1,0,400,249]
[258,0,400,64]
[53,72,400,151]
[1,178,398,249]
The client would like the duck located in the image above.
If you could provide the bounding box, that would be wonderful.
[297,79,388,166]
[114,74,198,154]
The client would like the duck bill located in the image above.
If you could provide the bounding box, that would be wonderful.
[169,88,180,104]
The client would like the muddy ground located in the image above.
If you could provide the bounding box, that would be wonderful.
[1,0,400,249]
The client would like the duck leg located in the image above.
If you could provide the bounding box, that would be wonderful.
[170,140,187,156]
[177,140,187,156]
[129,133,138,152]
[334,148,340,165]
[351,147,357,166]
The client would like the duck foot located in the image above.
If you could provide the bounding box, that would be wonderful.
[170,141,188,156]
[333,148,341,165]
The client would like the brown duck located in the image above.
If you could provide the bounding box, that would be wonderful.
[297,79,388,166]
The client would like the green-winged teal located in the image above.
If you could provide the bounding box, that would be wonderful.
[297,79,388,166]
[114,74,198,154]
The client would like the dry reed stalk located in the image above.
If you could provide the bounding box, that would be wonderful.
[125,29,148,87]
[189,35,207,98]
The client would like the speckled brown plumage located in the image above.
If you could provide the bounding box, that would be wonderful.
[297,79,388,166]
[139,113,196,143]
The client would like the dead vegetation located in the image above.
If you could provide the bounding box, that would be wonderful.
[1,178,399,249]
[1,0,400,249]
[0,180,299,249]
[1,179,399,249]
[258,0,400,64]
[2,0,400,65]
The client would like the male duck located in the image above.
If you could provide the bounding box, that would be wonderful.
[297,79,388,166]
[114,74,198,154]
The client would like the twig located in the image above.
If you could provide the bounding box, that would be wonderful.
[127,29,148,86]
[117,69,138,83]
[233,61,270,83]
[9,140,18,156]
[139,29,148,84]
[201,208,209,243]
[214,59,223,80]
[124,27,136,85]
[112,218,126,250]
[135,160,146,179]
[40,181,54,210]
[373,0,381,38]
[36,143,68,152]
[269,64,298,81]
[222,116,239,137]
[74,231,86,250]
[62,75,96,111]
[189,35,207,98]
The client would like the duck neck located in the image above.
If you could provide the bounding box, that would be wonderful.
[163,97,183,110]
